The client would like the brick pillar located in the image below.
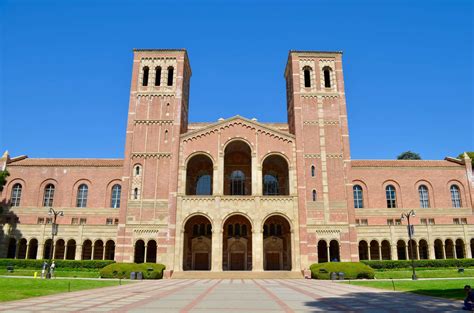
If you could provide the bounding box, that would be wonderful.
[211,229,222,271]
[252,229,263,271]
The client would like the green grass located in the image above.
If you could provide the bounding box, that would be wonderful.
[0,268,101,278]
[346,279,472,300]
[0,277,127,302]
[374,268,474,279]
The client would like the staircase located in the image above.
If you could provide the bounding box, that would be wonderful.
[171,271,303,279]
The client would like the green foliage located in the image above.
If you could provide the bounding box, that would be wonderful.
[99,262,165,279]
[0,169,10,192]
[457,152,474,166]
[310,262,374,279]
[361,259,474,269]
[397,151,421,160]
[0,259,115,270]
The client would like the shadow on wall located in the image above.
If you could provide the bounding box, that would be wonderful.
[303,290,460,312]
[0,199,23,259]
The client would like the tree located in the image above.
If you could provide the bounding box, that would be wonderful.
[457,152,474,166]
[0,169,9,192]
[397,151,421,160]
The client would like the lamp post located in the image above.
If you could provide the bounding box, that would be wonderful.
[401,209,417,280]
[46,208,63,279]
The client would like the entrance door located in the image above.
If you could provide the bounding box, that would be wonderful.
[266,252,280,270]
[230,253,245,270]
[194,253,209,270]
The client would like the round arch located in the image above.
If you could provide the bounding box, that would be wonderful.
[183,214,213,271]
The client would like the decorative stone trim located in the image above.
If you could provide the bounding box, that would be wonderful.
[300,93,339,98]
[303,120,339,125]
[134,119,174,126]
[131,153,171,159]
[136,92,175,98]
[304,153,343,159]
[315,229,341,235]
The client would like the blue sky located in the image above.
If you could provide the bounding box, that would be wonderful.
[1,0,472,160]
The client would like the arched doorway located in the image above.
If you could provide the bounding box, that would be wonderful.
[408,239,418,260]
[263,215,291,270]
[317,240,328,263]
[262,155,289,195]
[93,240,104,260]
[66,240,76,260]
[434,239,444,259]
[224,141,252,195]
[455,239,465,258]
[7,238,16,258]
[134,240,145,263]
[329,240,340,262]
[381,240,391,260]
[183,215,212,270]
[419,240,429,259]
[81,240,92,260]
[146,240,157,263]
[105,240,115,260]
[370,240,380,260]
[397,240,407,260]
[445,239,455,259]
[17,239,27,259]
[186,154,213,195]
[43,239,52,259]
[54,239,65,259]
[471,239,474,258]
[28,239,38,259]
[223,214,252,270]
[358,240,369,260]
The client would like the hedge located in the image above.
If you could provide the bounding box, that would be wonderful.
[310,262,374,279]
[99,263,166,279]
[0,259,115,270]
[361,259,474,270]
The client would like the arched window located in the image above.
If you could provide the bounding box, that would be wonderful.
[303,67,311,88]
[450,185,461,208]
[110,184,121,208]
[312,189,317,202]
[263,173,279,195]
[10,183,22,207]
[154,66,161,86]
[385,185,397,208]
[323,67,331,88]
[43,184,55,207]
[196,174,211,195]
[167,66,174,86]
[353,185,364,208]
[311,165,315,177]
[76,184,88,208]
[164,130,168,142]
[133,188,139,200]
[142,66,149,86]
[230,170,245,195]
[135,165,141,176]
[418,185,430,208]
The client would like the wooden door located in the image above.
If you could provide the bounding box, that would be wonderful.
[230,253,245,270]
[266,252,280,270]
[194,253,209,270]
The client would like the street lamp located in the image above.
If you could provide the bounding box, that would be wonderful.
[46,208,63,279]
[401,209,417,280]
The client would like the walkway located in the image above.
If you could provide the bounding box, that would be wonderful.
[0,279,461,312]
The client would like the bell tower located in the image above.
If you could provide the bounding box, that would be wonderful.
[285,51,358,266]
[115,49,191,265]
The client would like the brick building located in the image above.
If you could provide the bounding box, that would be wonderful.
[1,49,473,274]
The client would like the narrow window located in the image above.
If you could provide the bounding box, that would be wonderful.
[304,68,311,87]
[76,184,88,208]
[110,184,121,208]
[154,66,161,86]
[450,185,461,208]
[43,184,55,207]
[133,188,139,200]
[418,185,430,208]
[167,66,174,86]
[230,170,245,195]
[385,185,397,208]
[135,165,141,176]
[199,223,205,236]
[276,224,282,236]
[193,224,199,236]
[311,165,315,177]
[227,224,233,236]
[166,103,170,116]
[241,224,247,236]
[312,189,317,201]
[142,66,149,86]
[324,68,331,88]
[353,185,364,208]
[10,183,22,207]
[164,130,168,142]
[235,223,241,236]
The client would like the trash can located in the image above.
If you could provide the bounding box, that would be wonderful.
[130,272,136,280]
[338,272,345,280]
[137,272,143,280]
[330,272,337,280]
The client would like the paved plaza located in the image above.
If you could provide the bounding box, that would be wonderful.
[0,279,461,312]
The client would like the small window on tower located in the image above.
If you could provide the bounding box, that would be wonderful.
[167,66,174,86]
[312,190,317,202]
[142,66,149,86]
[323,67,331,88]
[133,188,139,200]
[155,66,161,86]
[303,67,311,88]
[311,165,315,177]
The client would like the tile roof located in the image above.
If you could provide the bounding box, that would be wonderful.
[351,160,462,168]
[8,158,123,167]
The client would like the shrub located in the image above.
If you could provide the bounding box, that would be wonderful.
[310,262,374,280]
[99,263,165,279]
[361,259,474,270]
[0,259,114,270]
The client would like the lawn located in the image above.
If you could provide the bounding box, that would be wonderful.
[374,268,474,279]
[0,268,101,278]
[0,277,126,302]
[346,279,472,300]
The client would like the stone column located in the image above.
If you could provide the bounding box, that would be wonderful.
[428,242,435,260]
[378,245,382,260]
[252,229,263,271]
[466,243,472,259]
[217,152,224,195]
[326,245,330,262]
[37,243,44,260]
[92,245,96,260]
[251,153,257,196]
[75,244,82,260]
[25,244,30,260]
[102,246,106,260]
[405,245,409,260]
[211,229,223,271]
[442,245,446,259]
[144,244,148,263]
[391,243,398,260]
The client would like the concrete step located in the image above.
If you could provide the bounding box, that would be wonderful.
[171,271,303,279]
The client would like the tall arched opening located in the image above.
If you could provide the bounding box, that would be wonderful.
[224,141,252,195]
[146,240,157,263]
[28,239,38,259]
[186,154,213,195]
[134,240,145,264]
[81,240,92,260]
[66,239,76,260]
[317,240,328,263]
[455,239,465,259]
[105,240,115,260]
[445,239,455,259]
[17,239,27,259]
[434,239,444,259]
[381,240,391,260]
[397,240,407,260]
[54,239,65,259]
[419,240,429,259]
[223,214,252,270]
[262,155,289,195]
[183,215,212,270]
[370,240,380,260]
[43,239,52,259]
[358,240,369,260]
[263,215,291,270]
[7,238,16,258]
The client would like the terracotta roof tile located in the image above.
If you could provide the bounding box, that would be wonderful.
[8,158,123,167]
[351,160,462,168]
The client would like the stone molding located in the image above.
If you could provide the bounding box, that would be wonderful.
[304,153,343,159]
[131,152,172,159]
[134,119,174,126]
[303,120,339,126]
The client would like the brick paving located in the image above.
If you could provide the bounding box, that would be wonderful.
[0,279,461,312]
